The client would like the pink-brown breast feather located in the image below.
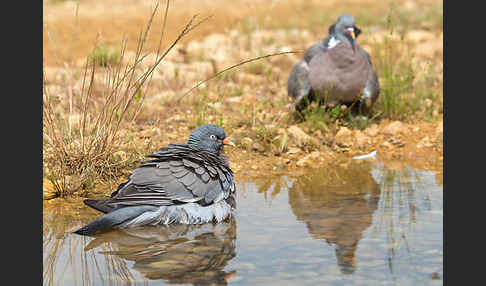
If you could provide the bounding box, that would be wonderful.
[308,42,370,103]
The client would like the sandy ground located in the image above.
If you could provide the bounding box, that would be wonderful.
[43,0,443,198]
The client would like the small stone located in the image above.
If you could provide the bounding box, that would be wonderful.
[335,127,354,147]
[381,141,392,148]
[417,136,433,148]
[296,158,308,167]
[389,136,405,147]
[296,152,321,168]
[381,121,409,136]
[308,151,321,160]
[364,124,379,137]
[354,130,370,149]
[287,125,314,146]
[241,137,253,148]
[287,147,301,154]
[252,142,265,152]
[274,162,286,170]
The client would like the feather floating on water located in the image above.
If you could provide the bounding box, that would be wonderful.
[352,150,377,160]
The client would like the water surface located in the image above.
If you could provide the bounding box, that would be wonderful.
[43,160,443,285]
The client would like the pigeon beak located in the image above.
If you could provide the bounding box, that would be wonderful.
[347,27,355,39]
[347,27,356,52]
[222,138,236,147]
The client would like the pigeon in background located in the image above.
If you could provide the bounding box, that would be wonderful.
[287,14,380,113]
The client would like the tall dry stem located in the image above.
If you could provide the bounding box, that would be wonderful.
[43,1,211,196]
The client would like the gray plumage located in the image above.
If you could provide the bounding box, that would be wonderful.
[287,14,379,112]
[74,124,236,236]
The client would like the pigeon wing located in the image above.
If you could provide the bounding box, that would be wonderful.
[102,144,234,208]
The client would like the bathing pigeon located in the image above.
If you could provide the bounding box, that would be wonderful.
[287,14,379,112]
[74,124,236,236]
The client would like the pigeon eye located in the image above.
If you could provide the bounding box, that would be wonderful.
[209,134,217,140]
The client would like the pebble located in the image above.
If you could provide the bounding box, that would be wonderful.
[364,124,379,137]
[381,141,392,148]
[274,162,286,170]
[354,130,370,149]
[417,136,433,148]
[241,137,254,148]
[295,151,321,168]
[296,159,308,167]
[287,125,314,146]
[287,147,301,154]
[381,121,409,136]
[252,142,265,152]
[335,127,354,147]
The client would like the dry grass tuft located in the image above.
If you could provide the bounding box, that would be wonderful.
[43,2,211,196]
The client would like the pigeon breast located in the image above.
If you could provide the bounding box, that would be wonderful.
[308,42,370,104]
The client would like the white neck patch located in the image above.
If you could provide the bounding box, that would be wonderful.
[327,36,341,49]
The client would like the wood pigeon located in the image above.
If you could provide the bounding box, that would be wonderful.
[287,14,380,113]
[74,124,236,235]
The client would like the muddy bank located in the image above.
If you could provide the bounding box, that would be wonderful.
[43,118,442,200]
[228,119,443,177]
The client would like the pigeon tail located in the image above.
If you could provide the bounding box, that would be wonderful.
[74,205,158,236]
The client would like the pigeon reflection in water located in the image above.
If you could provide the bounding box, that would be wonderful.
[288,162,381,274]
[84,218,237,285]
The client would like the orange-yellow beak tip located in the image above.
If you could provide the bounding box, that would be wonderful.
[347,28,355,39]
[222,138,236,147]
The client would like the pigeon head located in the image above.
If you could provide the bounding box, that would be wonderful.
[333,14,360,51]
[187,124,235,153]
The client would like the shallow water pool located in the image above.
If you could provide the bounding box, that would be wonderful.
[43,160,443,285]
